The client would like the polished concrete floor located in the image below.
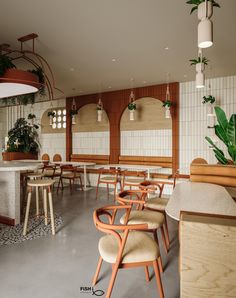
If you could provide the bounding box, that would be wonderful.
[0,187,180,298]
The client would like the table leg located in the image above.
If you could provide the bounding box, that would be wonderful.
[84,165,87,191]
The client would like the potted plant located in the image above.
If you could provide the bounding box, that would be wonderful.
[163,100,172,119]
[97,103,103,122]
[0,54,16,76]
[2,117,40,161]
[190,56,209,72]
[48,111,56,126]
[128,102,136,121]
[202,95,215,104]
[186,0,220,17]
[70,109,78,125]
[205,106,236,165]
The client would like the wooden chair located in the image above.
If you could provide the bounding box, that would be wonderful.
[57,165,83,194]
[42,153,50,162]
[139,179,176,248]
[93,205,164,298]
[117,190,169,255]
[96,168,121,200]
[53,153,62,162]
[121,170,147,190]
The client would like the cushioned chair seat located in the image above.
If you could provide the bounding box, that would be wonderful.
[61,173,81,179]
[99,231,159,264]
[100,176,117,183]
[120,210,164,229]
[124,178,145,184]
[144,197,169,211]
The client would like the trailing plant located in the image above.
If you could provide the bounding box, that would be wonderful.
[128,102,136,110]
[0,54,16,76]
[28,67,45,96]
[2,93,35,106]
[163,100,172,108]
[186,0,220,14]
[190,56,209,65]
[28,113,36,120]
[48,111,56,117]
[205,106,236,165]
[202,95,215,104]
[7,118,40,153]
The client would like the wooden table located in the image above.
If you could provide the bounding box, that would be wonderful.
[166,181,236,221]
[51,161,95,190]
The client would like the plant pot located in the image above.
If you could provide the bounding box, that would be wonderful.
[196,63,205,73]
[129,110,135,121]
[206,102,215,116]
[2,152,38,161]
[97,110,102,122]
[165,107,171,119]
[49,115,53,126]
[198,1,213,20]
[72,115,76,125]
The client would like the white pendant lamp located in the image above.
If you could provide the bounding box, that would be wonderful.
[198,18,213,48]
[198,0,213,49]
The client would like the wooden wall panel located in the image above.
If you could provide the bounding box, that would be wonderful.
[66,83,179,173]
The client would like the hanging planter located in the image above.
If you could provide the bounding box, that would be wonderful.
[190,55,209,88]
[27,113,36,125]
[197,1,213,19]
[128,102,136,121]
[97,99,103,122]
[48,111,56,126]
[203,95,216,127]
[186,0,220,15]
[70,109,78,125]
[163,100,172,119]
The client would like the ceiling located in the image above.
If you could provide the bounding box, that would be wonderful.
[0,0,236,97]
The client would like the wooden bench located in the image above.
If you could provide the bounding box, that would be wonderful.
[119,155,173,179]
[71,154,110,165]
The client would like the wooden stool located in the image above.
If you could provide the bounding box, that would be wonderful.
[23,179,56,236]
[26,173,43,217]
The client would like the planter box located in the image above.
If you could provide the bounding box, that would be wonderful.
[2,152,38,161]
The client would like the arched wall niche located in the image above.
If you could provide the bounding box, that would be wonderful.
[120,97,172,160]
[72,103,110,155]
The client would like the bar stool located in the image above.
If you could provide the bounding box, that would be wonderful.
[26,173,43,217]
[23,179,56,236]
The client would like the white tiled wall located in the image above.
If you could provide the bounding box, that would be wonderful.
[72,131,109,155]
[121,129,172,156]
[179,75,236,174]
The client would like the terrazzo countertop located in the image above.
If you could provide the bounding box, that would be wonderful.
[0,161,41,172]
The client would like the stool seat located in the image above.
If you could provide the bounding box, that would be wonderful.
[27,179,56,187]
[27,173,43,179]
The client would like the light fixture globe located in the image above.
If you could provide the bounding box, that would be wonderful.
[196,72,205,89]
[198,18,213,48]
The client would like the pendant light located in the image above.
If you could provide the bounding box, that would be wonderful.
[97,95,103,122]
[198,0,213,48]
[196,48,205,89]
[128,78,136,121]
[71,97,77,125]
[164,73,172,119]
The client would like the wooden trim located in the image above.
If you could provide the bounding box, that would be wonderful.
[66,83,179,171]
[0,215,15,226]
[178,174,190,179]
[180,210,236,221]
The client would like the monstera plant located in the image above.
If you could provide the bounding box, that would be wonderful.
[205,107,236,165]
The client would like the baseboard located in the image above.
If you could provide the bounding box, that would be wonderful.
[0,215,15,226]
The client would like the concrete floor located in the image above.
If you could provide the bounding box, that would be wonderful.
[0,188,180,298]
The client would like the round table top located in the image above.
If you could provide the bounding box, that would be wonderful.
[166,181,236,221]
[0,161,41,172]
[52,161,96,166]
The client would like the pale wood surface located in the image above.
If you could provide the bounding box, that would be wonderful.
[166,182,236,221]
[180,212,236,298]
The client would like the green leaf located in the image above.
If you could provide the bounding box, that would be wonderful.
[205,136,225,156]
[228,145,236,164]
[214,106,228,131]
[213,149,228,164]
[227,114,236,146]
[215,125,229,146]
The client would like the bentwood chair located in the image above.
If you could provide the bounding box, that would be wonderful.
[117,190,169,255]
[42,153,50,163]
[96,168,121,200]
[93,205,164,298]
[57,165,83,194]
[121,170,147,190]
[139,176,179,249]
[53,153,62,162]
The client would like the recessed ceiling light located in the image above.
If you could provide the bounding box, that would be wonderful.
[112,58,116,62]
[183,74,187,78]
[108,86,112,89]
[70,68,75,72]
[164,47,169,50]
[142,81,147,84]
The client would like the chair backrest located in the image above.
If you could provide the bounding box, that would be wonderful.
[122,170,147,178]
[191,158,208,165]
[42,164,56,176]
[98,167,119,182]
[42,153,50,161]
[61,165,75,175]
[139,180,163,197]
[116,190,146,212]
[53,154,62,162]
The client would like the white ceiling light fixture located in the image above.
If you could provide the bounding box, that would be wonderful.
[195,48,206,89]
[198,0,213,49]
